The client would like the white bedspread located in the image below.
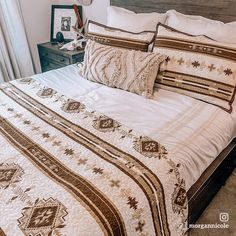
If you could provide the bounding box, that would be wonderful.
[33,65,236,190]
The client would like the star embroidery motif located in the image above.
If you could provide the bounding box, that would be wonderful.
[165,56,170,63]
[208,64,216,71]
[127,196,138,210]
[224,68,233,76]
[52,141,61,147]
[42,133,50,138]
[177,58,184,65]
[93,167,104,175]
[14,114,22,118]
[78,159,88,165]
[23,120,31,125]
[32,126,40,131]
[110,180,120,188]
[192,61,200,68]
[64,148,74,156]
[135,221,145,232]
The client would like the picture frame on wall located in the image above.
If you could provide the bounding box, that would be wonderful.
[50,5,82,42]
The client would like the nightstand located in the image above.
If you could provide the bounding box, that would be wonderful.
[38,42,85,72]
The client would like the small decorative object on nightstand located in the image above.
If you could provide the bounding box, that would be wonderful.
[38,42,84,72]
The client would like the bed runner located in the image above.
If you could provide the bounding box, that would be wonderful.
[0,78,187,236]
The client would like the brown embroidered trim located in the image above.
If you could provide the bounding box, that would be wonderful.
[0,117,126,236]
[87,20,155,52]
[3,84,171,236]
[89,20,156,35]
[155,37,236,61]
[156,70,235,105]
[87,33,149,52]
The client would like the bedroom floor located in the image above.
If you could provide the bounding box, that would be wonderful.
[189,168,236,236]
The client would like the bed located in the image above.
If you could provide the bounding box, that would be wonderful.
[0,1,236,236]
[111,0,236,226]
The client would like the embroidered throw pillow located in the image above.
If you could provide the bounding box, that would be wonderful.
[153,23,236,112]
[82,40,166,98]
[86,20,156,52]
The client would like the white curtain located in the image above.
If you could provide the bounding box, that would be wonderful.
[0,0,34,83]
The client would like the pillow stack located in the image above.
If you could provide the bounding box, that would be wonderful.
[81,7,168,98]
[80,6,236,113]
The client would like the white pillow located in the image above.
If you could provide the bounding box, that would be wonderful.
[107,6,166,33]
[166,10,236,44]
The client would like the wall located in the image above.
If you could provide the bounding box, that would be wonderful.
[20,0,110,73]
[56,0,110,24]
[20,0,58,73]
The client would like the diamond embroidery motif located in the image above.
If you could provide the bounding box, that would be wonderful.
[37,88,56,98]
[174,188,187,207]
[172,180,187,214]
[18,198,67,236]
[141,141,159,153]
[18,78,33,84]
[0,163,24,189]
[100,118,114,129]
[0,169,17,183]
[27,206,58,228]
[133,136,168,159]
[61,99,85,113]
[93,116,120,133]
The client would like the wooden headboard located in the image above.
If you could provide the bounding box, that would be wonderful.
[110,0,236,22]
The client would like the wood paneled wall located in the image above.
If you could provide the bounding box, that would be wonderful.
[111,0,236,22]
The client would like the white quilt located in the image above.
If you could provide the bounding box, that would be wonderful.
[33,64,236,190]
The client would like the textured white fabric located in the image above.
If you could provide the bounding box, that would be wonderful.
[166,9,236,44]
[0,0,34,83]
[107,6,166,32]
[33,65,236,190]
[82,40,166,98]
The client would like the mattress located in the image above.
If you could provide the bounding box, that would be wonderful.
[34,64,236,190]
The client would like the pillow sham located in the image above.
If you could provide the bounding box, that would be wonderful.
[86,20,156,52]
[166,10,236,44]
[153,24,236,112]
[82,40,166,98]
[107,6,167,33]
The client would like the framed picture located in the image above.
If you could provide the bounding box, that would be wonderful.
[50,5,82,42]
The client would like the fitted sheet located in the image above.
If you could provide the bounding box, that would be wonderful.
[33,64,236,190]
